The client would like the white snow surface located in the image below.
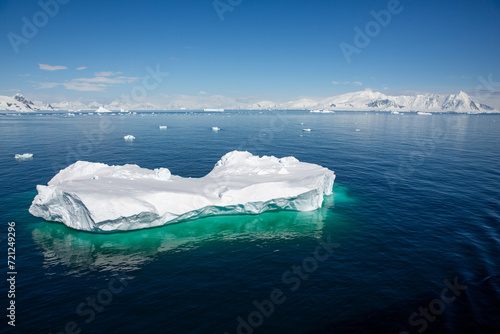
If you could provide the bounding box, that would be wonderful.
[29,151,335,232]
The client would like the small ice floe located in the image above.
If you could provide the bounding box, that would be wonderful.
[299,122,304,125]
[302,128,312,132]
[212,127,221,131]
[417,111,432,116]
[355,129,361,132]
[159,125,167,130]
[96,106,111,113]
[15,153,33,160]
[123,135,136,141]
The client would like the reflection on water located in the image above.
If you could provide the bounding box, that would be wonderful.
[32,186,351,275]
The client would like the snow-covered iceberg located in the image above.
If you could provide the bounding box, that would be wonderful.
[96,106,111,113]
[123,135,135,141]
[29,151,335,232]
[15,153,33,160]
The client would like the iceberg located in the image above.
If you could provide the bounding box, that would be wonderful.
[96,106,111,113]
[302,128,312,132]
[15,153,33,160]
[310,109,335,113]
[29,151,335,232]
[212,127,221,131]
[204,108,224,112]
[123,135,135,141]
[159,125,167,129]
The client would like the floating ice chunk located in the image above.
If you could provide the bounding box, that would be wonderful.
[29,151,335,232]
[123,135,135,141]
[310,109,335,113]
[355,129,361,132]
[159,125,167,129]
[96,106,111,113]
[15,153,33,160]
[212,127,221,131]
[417,111,432,116]
[302,128,312,132]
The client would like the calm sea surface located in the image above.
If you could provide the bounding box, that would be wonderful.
[0,111,499,333]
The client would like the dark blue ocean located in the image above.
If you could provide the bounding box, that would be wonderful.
[1,111,499,334]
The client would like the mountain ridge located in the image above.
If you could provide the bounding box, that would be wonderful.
[0,90,497,113]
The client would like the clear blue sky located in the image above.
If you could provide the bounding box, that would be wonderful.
[0,0,499,103]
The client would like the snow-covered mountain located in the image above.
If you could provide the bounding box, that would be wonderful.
[0,90,497,113]
[0,93,54,112]
[50,100,89,111]
[279,90,497,113]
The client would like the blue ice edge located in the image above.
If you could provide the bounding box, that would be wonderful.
[98,189,325,232]
[45,188,329,233]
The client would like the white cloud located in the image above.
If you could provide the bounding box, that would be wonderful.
[199,91,207,95]
[35,72,140,92]
[94,71,122,77]
[39,64,68,71]
[37,82,60,89]
[76,76,139,84]
[76,66,87,70]
[63,81,107,92]
[332,81,363,86]
[448,75,471,80]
